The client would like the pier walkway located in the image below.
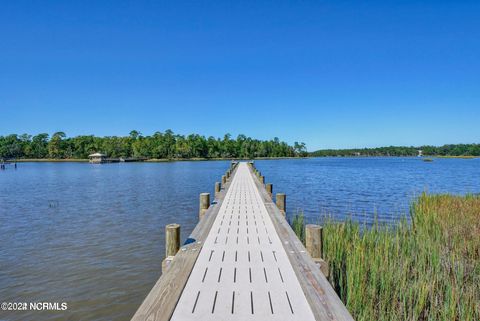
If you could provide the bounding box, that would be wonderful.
[132,162,353,321]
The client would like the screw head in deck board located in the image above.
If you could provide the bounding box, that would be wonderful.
[161,255,175,274]
[313,257,329,277]
[165,224,181,257]
[305,224,323,259]
[199,193,211,220]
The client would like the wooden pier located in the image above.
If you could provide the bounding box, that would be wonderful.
[132,162,353,321]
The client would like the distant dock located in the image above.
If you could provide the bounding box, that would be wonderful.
[88,153,147,164]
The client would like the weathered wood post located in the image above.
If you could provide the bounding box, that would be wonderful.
[162,223,180,273]
[226,170,230,179]
[305,224,329,277]
[199,193,210,219]
[305,224,323,259]
[215,182,221,197]
[222,175,226,185]
[260,175,265,184]
[266,183,273,197]
[166,224,181,256]
[276,193,286,216]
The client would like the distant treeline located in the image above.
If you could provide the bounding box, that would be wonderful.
[310,144,480,157]
[0,130,308,159]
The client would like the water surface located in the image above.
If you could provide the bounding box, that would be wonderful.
[0,158,479,320]
[256,157,480,223]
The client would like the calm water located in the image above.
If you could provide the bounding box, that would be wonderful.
[1,158,479,320]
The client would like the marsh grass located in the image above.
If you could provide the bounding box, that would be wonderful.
[291,193,480,321]
[290,209,306,244]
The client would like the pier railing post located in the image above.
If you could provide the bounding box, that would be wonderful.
[305,224,323,259]
[276,193,286,217]
[215,182,221,197]
[162,223,180,273]
[222,175,226,185]
[260,175,265,184]
[166,224,181,257]
[266,183,273,197]
[199,193,210,220]
[305,224,329,276]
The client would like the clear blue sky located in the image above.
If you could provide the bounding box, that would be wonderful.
[1,1,479,150]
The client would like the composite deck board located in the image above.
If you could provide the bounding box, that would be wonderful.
[170,163,316,321]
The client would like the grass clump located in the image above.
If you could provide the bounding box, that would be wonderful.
[290,210,306,244]
[291,193,480,321]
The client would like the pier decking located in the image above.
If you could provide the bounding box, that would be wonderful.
[132,162,353,321]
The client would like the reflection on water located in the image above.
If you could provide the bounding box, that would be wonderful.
[0,158,479,320]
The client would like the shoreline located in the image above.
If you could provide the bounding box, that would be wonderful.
[13,156,308,163]
[11,155,479,163]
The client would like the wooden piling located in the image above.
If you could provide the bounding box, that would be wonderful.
[215,182,221,197]
[266,183,273,197]
[260,175,265,184]
[222,175,226,185]
[165,224,181,257]
[305,224,323,259]
[199,193,210,219]
[305,224,329,276]
[162,223,180,273]
[276,193,286,216]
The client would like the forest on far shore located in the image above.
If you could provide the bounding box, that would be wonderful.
[1,131,478,160]
[0,130,307,159]
[310,144,480,157]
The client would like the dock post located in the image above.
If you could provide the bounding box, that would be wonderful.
[226,170,230,179]
[305,224,323,259]
[305,224,328,276]
[222,175,226,185]
[266,183,273,197]
[276,193,286,216]
[166,224,181,256]
[199,193,210,220]
[215,182,221,197]
[260,175,265,184]
[162,223,180,273]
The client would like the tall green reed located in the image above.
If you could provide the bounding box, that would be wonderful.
[290,193,480,321]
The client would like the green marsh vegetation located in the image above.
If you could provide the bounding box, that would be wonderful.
[291,193,480,321]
